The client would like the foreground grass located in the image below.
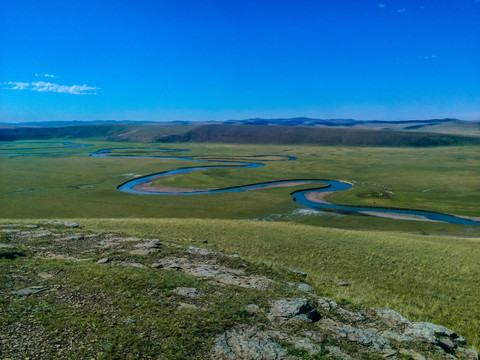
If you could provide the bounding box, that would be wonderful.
[9,217,475,350]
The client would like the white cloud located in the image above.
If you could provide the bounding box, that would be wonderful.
[421,55,437,59]
[4,81,98,94]
[378,3,386,8]
[7,82,31,90]
[396,8,407,12]
[35,73,55,78]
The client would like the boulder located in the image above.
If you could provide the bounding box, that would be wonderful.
[373,309,412,331]
[285,267,307,278]
[456,347,479,360]
[174,287,201,298]
[317,318,390,351]
[268,298,321,323]
[211,326,291,360]
[336,307,365,323]
[297,283,313,293]
[405,321,465,346]
[244,304,259,314]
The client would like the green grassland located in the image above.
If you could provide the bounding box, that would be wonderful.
[2,217,479,351]
[1,140,479,236]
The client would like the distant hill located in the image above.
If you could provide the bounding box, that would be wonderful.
[1,122,480,147]
[0,124,194,143]
[2,117,479,136]
[222,118,480,136]
[157,124,480,146]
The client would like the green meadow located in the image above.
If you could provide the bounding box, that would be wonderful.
[1,140,479,235]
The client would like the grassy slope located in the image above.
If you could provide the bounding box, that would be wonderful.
[0,124,195,142]
[18,217,477,350]
[159,124,480,146]
[2,123,480,146]
[347,120,480,136]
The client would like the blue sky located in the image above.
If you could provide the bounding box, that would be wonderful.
[1,0,479,122]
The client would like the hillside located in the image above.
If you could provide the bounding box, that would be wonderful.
[1,219,479,359]
[1,123,480,146]
[158,124,480,146]
[0,124,195,143]
[222,118,480,136]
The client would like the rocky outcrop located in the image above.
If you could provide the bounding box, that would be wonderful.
[267,298,321,323]
[2,223,478,360]
[151,256,273,290]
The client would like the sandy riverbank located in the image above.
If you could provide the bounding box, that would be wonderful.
[133,180,314,194]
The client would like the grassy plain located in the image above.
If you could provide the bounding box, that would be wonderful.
[1,140,479,235]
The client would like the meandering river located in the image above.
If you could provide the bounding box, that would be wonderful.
[2,142,479,225]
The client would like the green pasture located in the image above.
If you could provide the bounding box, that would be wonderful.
[15,217,478,350]
[0,140,479,235]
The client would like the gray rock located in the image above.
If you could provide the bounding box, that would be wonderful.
[150,262,165,269]
[129,241,161,255]
[244,304,259,313]
[399,349,426,360]
[0,243,16,249]
[337,282,350,287]
[437,336,456,352]
[455,347,479,360]
[326,346,352,360]
[153,257,271,290]
[268,298,321,323]
[64,235,84,241]
[382,349,397,358]
[405,321,461,344]
[211,326,291,360]
[63,221,79,228]
[46,220,79,228]
[120,262,147,268]
[285,267,307,278]
[336,307,365,323]
[374,309,412,331]
[379,330,414,342]
[134,241,161,249]
[317,318,390,351]
[12,286,52,296]
[19,230,51,238]
[211,326,324,359]
[174,287,200,298]
[314,296,339,312]
[269,333,321,355]
[187,246,239,258]
[297,283,314,293]
[97,257,111,264]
